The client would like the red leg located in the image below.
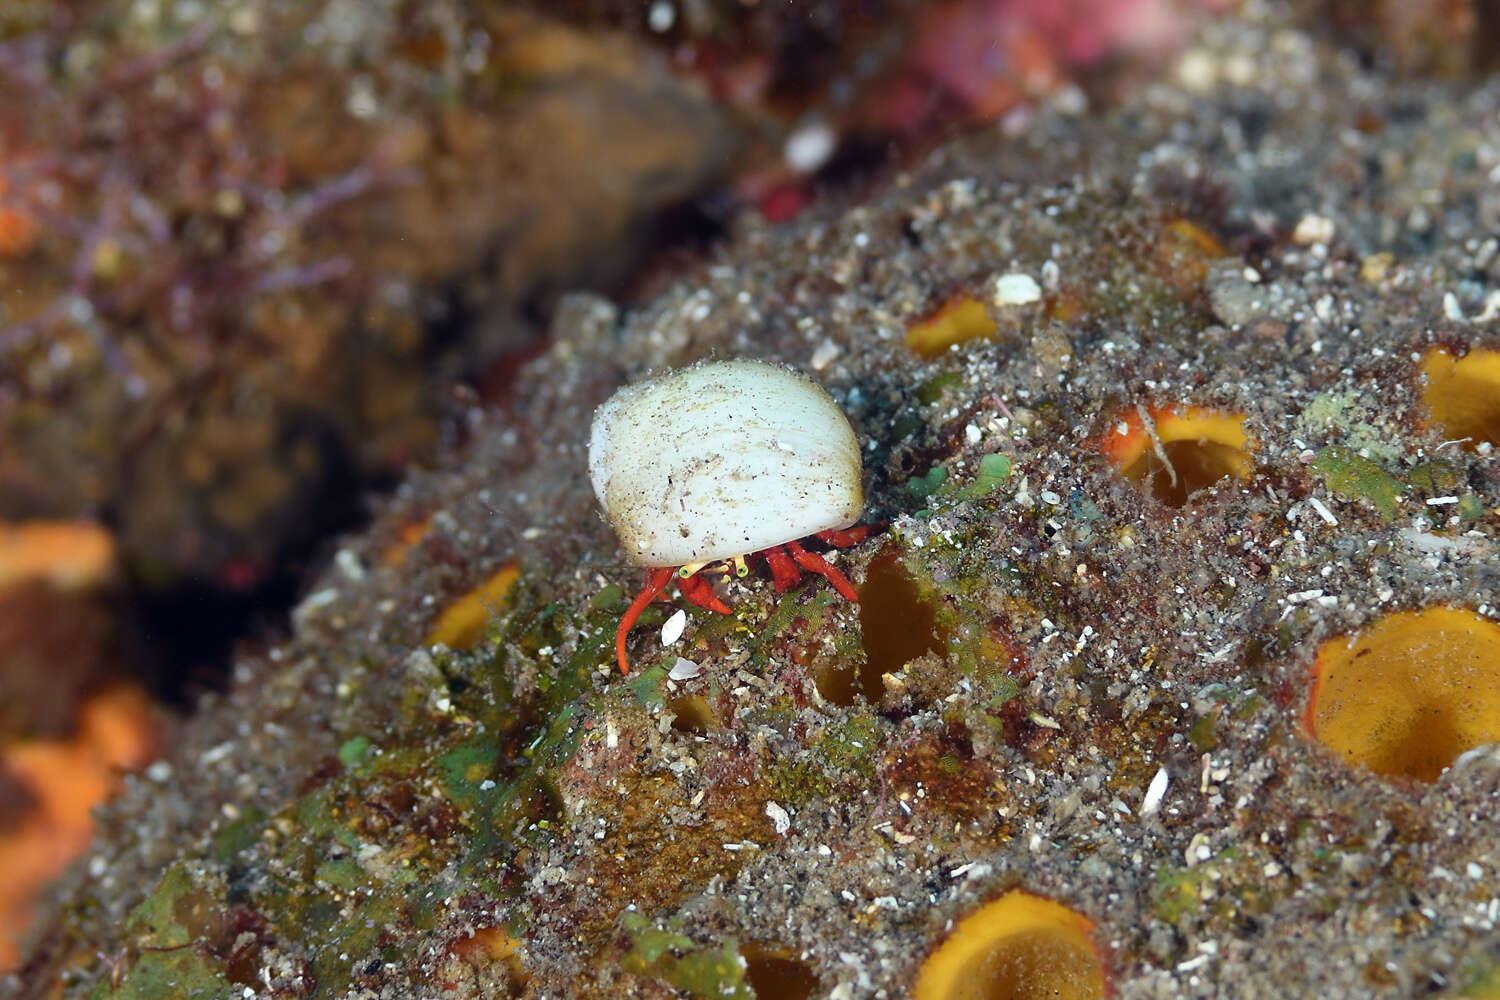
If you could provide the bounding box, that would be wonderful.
[616,567,674,675]
[785,539,858,602]
[762,544,801,592]
[678,571,731,614]
[814,523,882,548]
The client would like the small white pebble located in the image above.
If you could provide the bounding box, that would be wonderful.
[1176,49,1218,91]
[1292,213,1335,246]
[810,339,842,370]
[785,120,836,174]
[647,1,675,32]
[334,548,366,582]
[1040,259,1061,290]
[765,801,791,835]
[661,608,687,645]
[992,272,1042,306]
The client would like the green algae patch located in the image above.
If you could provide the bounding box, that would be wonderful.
[1189,708,1221,752]
[459,739,568,875]
[979,671,1022,712]
[1187,685,1262,753]
[211,804,267,866]
[1297,390,1406,464]
[591,582,624,610]
[906,464,950,502]
[1312,447,1404,521]
[903,453,1012,511]
[436,590,618,873]
[817,712,882,781]
[1152,846,1278,931]
[95,943,231,1000]
[314,856,369,893]
[750,586,840,668]
[1456,956,1500,997]
[1153,860,1213,924]
[621,912,752,1000]
[915,371,964,405]
[622,661,672,707]
[292,788,360,851]
[338,735,375,769]
[436,735,503,811]
[1406,458,1464,497]
[270,778,467,988]
[761,713,883,808]
[1406,459,1483,526]
[966,452,1013,496]
[98,865,233,1000]
[761,757,835,807]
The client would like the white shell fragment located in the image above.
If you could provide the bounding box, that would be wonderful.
[661,608,687,646]
[589,359,862,567]
[668,657,702,681]
[1141,766,1170,816]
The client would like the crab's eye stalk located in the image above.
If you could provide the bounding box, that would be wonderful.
[589,358,867,674]
[587,359,863,569]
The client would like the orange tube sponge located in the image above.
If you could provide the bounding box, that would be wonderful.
[1420,348,1500,450]
[0,686,157,969]
[1305,607,1500,782]
[913,889,1105,1000]
[0,175,38,258]
[0,521,116,593]
[1098,405,1251,507]
[907,297,997,358]
[425,564,520,650]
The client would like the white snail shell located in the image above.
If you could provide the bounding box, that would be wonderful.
[588,359,863,567]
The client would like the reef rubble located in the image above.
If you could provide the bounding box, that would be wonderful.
[10,6,1500,999]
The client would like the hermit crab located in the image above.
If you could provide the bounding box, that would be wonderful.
[588,358,872,674]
